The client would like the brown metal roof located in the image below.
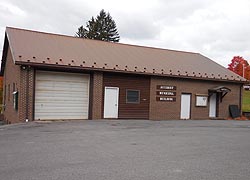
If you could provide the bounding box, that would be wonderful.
[3,27,247,82]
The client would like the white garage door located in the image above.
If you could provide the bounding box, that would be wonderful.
[35,71,89,120]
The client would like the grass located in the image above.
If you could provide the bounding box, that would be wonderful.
[242,90,250,112]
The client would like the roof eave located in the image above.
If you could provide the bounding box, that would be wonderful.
[0,33,9,76]
[15,61,247,84]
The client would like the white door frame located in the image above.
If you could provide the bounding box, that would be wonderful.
[104,87,119,118]
[180,94,191,119]
[209,93,217,118]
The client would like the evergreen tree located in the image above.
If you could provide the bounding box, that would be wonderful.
[76,9,120,42]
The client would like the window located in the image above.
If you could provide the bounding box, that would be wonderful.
[126,90,140,103]
[13,91,18,110]
[13,83,15,91]
[196,94,208,107]
[4,85,6,105]
[8,84,10,101]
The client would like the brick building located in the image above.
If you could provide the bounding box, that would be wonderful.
[0,27,246,123]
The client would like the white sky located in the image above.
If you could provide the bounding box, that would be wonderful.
[0,0,250,67]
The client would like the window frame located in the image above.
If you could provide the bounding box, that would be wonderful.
[195,94,208,107]
[8,84,10,102]
[126,89,140,104]
[13,83,15,92]
[13,91,18,111]
[4,85,6,104]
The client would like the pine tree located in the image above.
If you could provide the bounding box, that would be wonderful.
[76,10,120,42]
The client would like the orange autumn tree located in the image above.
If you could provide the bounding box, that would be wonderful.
[228,56,250,80]
[245,66,250,80]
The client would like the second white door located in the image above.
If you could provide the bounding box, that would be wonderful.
[104,87,119,118]
[209,93,217,118]
[180,94,191,119]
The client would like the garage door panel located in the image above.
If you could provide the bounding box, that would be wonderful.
[36,114,88,120]
[35,105,89,110]
[35,100,88,105]
[36,108,89,113]
[35,71,89,120]
[36,82,88,89]
[36,83,88,91]
[35,96,88,101]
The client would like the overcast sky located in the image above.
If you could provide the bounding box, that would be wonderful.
[0,0,250,67]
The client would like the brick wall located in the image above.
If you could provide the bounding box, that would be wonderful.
[3,46,242,122]
[218,84,242,118]
[91,72,103,119]
[19,67,35,122]
[3,47,20,123]
[3,47,35,124]
[149,76,241,120]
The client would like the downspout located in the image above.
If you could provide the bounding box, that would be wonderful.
[239,84,243,115]
[25,66,30,122]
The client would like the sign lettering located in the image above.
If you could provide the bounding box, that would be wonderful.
[156,97,176,102]
[157,91,176,96]
[156,85,177,102]
[157,85,176,90]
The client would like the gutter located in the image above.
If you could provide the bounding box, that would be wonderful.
[24,65,31,122]
[15,61,247,84]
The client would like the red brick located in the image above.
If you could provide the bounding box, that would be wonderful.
[149,76,241,120]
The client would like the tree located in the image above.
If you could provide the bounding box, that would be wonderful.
[76,9,120,42]
[244,65,250,80]
[228,56,249,78]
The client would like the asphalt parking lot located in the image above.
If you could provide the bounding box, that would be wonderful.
[0,120,250,180]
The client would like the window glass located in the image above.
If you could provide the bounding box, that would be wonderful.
[13,91,18,110]
[8,84,10,101]
[126,90,140,103]
[4,85,6,104]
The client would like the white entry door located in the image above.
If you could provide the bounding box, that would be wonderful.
[104,87,119,118]
[209,93,217,118]
[180,94,191,119]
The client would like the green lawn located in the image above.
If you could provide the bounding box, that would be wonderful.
[242,90,250,112]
